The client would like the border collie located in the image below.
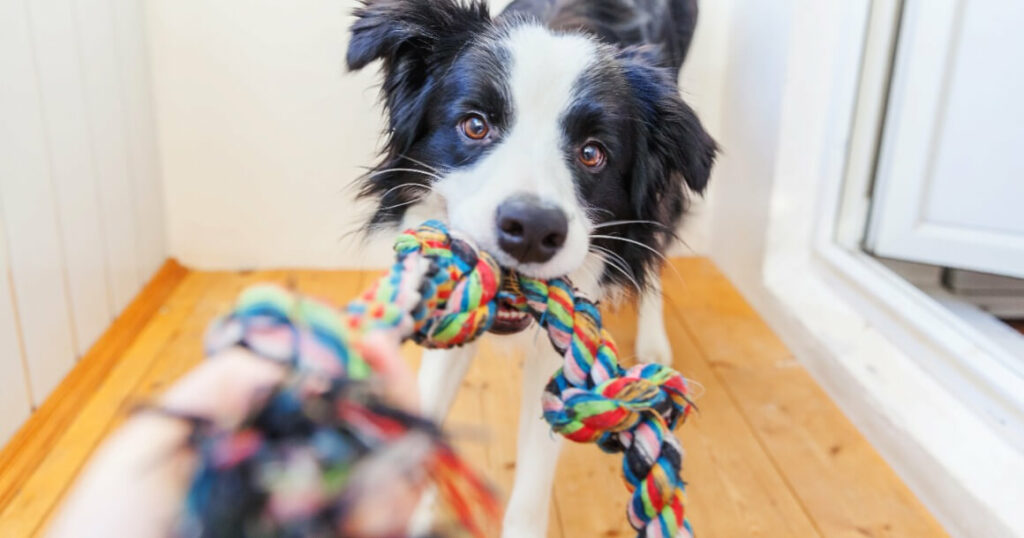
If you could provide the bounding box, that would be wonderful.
[347,0,715,534]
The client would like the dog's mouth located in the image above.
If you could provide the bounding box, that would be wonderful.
[488,299,532,335]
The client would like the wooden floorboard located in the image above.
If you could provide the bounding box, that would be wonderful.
[0,260,188,520]
[554,299,822,537]
[0,270,212,537]
[0,258,943,537]
[664,258,946,537]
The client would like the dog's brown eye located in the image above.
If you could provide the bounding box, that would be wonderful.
[579,143,606,169]
[461,114,489,140]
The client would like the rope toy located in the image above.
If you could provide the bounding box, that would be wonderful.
[186,219,693,538]
[361,220,695,537]
[186,286,499,537]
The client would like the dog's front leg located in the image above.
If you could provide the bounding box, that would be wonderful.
[503,335,564,537]
[408,344,479,535]
[636,273,673,365]
[418,344,478,421]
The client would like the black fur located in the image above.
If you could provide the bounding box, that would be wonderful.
[501,0,699,73]
[347,0,716,292]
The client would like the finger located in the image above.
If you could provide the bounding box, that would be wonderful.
[356,332,419,410]
[158,347,288,427]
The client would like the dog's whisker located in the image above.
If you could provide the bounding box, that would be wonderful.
[581,204,616,220]
[378,197,429,213]
[590,234,672,264]
[589,248,642,296]
[592,235,686,287]
[590,242,671,295]
[339,224,368,245]
[364,167,444,182]
[591,220,670,231]
[376,182,434,201]
[589,244,643,291]
[396,154,449,176]
[376,184,433,212]
[590,244,634,275]
[591,255,640,294]
[452,153,476,167]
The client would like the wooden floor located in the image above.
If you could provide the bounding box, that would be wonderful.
[0,258,946,537]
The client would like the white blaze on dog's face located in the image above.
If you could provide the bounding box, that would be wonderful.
[433,26,596,279]
[348,1,716,298]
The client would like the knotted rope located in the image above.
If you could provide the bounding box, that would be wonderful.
[187,219,693,537]
[513,279,693,538]
[382,221,696,538]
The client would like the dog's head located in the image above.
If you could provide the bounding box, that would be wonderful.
[348,0,715,290]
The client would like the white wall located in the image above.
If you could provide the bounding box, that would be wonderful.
[672,0,734,256]
[703,0,794,292]
[149,0,386,269]
[0,0,166,444]
[149,0,730,269]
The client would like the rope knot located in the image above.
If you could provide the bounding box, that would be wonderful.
[542,365,692,444]
[509,266,695,537]
[391,221,503,347]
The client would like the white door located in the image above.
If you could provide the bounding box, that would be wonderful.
[867,0,1024,278]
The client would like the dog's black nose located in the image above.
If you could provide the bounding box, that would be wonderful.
[495,195,568,264]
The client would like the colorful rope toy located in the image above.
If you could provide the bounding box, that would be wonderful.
[190,286,499,537]
[187,220,694,538]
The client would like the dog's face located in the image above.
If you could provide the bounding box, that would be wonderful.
[348,0,715,290]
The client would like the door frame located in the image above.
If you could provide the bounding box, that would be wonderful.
[864,0,1024,278]
[745,1,1024,535]
[834,0,1024,441]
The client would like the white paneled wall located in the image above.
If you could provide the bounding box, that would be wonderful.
[0,0,166,444]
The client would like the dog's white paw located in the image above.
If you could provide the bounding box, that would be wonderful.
[635,328,673,366]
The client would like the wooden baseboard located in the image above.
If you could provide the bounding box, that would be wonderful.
[0,259,189,511]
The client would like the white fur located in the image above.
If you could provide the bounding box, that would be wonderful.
[434,25,598,280]
[418,344,479,421]
[636,276,673,365]
[501,334,565,537]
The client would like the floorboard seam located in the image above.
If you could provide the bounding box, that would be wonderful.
[663,293,827,538]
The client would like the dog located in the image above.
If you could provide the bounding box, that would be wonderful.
[347,0,715,535]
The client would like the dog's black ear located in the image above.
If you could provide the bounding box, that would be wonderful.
[348,1,491,153]
[619,46,717,220]
[347,0,490,70]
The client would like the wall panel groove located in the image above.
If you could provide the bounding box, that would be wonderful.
[112,0,166,279]
[0,0,77,407]
[0,209,32,443]
[71,0,142,312]
[28,0,114,356]
[1,0,167,444]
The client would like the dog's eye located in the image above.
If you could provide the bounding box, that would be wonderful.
[460,114,490,140]
[579,143,607,169]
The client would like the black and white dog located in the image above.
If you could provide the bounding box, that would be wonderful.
[347,0,715,534]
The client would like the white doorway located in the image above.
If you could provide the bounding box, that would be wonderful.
[862,0,1024,342]
[867,0,1024,280]
[700,0,1024,533]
